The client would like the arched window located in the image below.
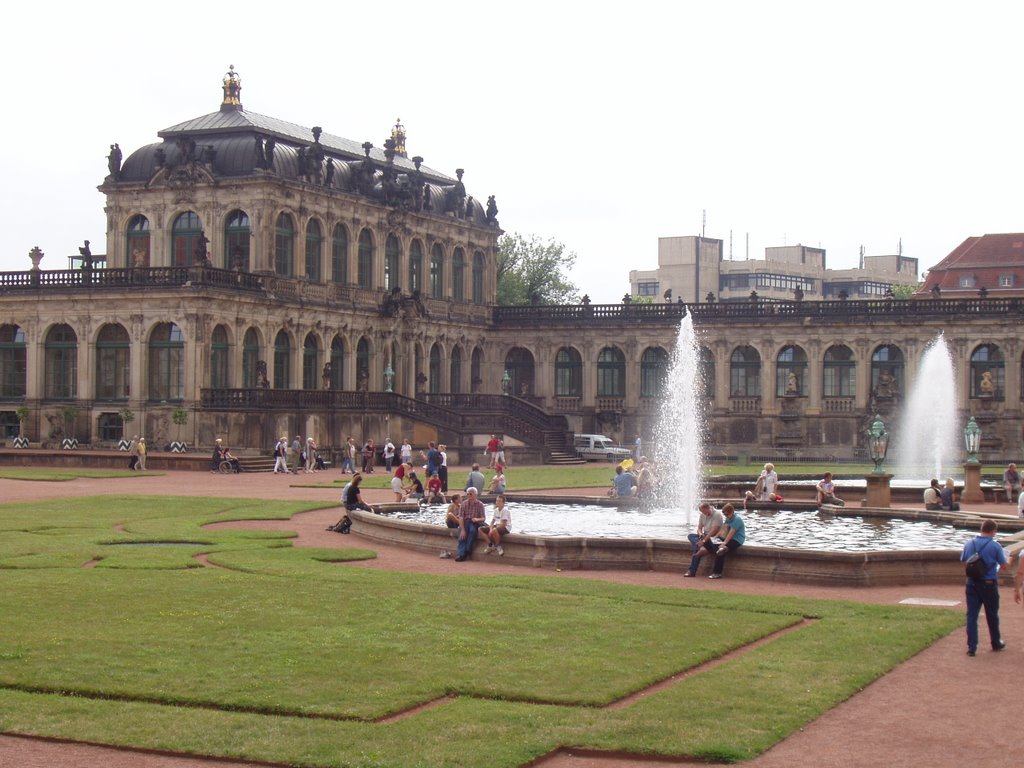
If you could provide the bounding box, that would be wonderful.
[275,213,295,276]
[332,224,349,285]
[776,345,808,397]
[700,347,715,400]
[430,244,444,298]
[471,347,483,392]
[242,328,260,389]
[224,210,250,270]
[0,325,27,399]
[385,234,400,291]
[273,331,291,389]
[45,324,77,400]
[305,219,322,282]
[971,344,1004,399]
[429,344,442,393]
[823,344,856,398]
[450,346,463,394]
[330,336,345,390]
[302,334,320,390]
[409,240,423,294]
[640,347,668,398]
[730,346,761,397]
[358,229,374,289]
[171,211,204,267]
[871,345,903,400]
[126,214,150,267]
[452,247,465,302]
[356,337,370,390]
[555,347,583,397]
[597,347,625,397]
[390,341,401,395]
[148,323,184,402]
[472,251,485,304]
[95,324,130,401]
[210,325,229,388]
[504,347,535,398]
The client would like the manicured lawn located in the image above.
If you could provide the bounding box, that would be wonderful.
[0,468,153,482]
[0,496,961,766]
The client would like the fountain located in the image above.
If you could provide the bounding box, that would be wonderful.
[652,312,705,525]
[892,333,959,482]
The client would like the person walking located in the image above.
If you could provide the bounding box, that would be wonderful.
[961,519,1008,656]
[273,436,289,474]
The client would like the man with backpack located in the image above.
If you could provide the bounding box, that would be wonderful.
[961,519,1008,656]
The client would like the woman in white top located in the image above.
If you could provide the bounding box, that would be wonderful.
[756,463,779,501]
[438,443,449,492]
[485,495,511,555]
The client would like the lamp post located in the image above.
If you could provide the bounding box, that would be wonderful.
[864,414,892,508]
[383,364,394,394]
[961,416,984,503]
[502,369,511,396]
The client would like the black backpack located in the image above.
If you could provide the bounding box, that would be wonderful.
[965,538,993,579]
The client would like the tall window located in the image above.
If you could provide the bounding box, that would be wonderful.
[970,344,1004,399]
[242,328,260,388]
[305,219,322,282]
[450,347,463,394]
[332,224,349,285]
[471,347,482,392]
[776,345,808,397]
[273,331,291,389]
[409,240,423,294]
[429,344,442,393]
[0,325,27,399]
[730,346,761,397]
[640,347,668,398]
[870,345,903,399]
[823,345,856,397]
[504,347,535,398]
[700,347,715,400]
[302,334,319,390]
[126,214,150,267]
[356,337,370,389]
[555,347,583,397]
[171,211,204,267]
[148,323,184,402]
[472,251,485,304]
[95,324,130,401]
[330,336,345,389]
[275,213,295,276]
[385,235,400,291]
[224,210,250,270]
[430,244,444,298]
[452,247,465,302]
[597,347,625,397]
[210,325,229,388]
[358,229,374,289]
[45,324,78,399]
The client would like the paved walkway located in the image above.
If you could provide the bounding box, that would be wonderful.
[0,468,1019,767]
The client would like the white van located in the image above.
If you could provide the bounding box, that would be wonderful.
[573,434,634,462]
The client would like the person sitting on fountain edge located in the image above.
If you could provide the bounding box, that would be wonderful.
[923,478,943,510]
[815,472,844,507]
[1004,463,1021,504]
[611,465,636,497]
[684,502,725,577]
[941,478,960,511]
[708,503,745,580]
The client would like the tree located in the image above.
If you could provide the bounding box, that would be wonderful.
[889,283,919,300]
[496,233,580,306]
[172,407,189,442]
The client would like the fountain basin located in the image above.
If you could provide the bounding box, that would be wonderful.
[347,506,1024,587]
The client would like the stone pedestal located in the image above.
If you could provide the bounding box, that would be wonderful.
[962,462,984,504]
[863,473,893,508]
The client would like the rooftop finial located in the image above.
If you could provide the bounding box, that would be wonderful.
[391,118,407,157]
[221,65,242,110]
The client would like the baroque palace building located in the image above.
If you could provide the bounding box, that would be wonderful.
[1,68,1023,462]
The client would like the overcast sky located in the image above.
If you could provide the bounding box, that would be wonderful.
[2,0,1021,303]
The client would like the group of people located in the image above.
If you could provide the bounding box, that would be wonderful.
[441,488,512,560]
[607,458,657,498]
[272,435,324,474]
[684,501,746,579]
[126,435,147,471]
[923,478,961,511]
[210,438,241,473]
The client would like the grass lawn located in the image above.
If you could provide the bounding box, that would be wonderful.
[0,468,154,482]
[0,495,961,766]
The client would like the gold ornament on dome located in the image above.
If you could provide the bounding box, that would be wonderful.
[391,118,407,157]
[222,65,242,107]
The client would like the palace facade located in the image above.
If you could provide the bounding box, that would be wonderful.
[1,70,1022,462]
